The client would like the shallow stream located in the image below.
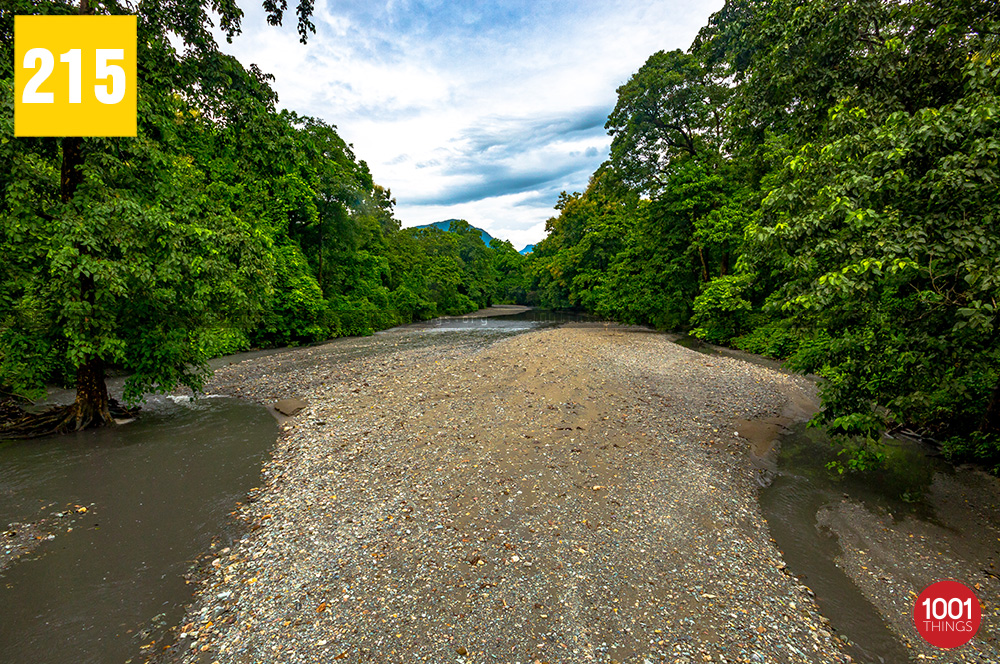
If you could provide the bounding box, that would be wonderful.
[0,394,276,664]
[0,306,575,664]
[677,335,999,663]
[759,424,929,664]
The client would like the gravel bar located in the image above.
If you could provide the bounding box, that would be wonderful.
[156,324,852,664]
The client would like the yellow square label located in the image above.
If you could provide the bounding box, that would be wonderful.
[14,15,137,137]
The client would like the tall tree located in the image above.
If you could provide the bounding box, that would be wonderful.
[750,60,1000,468]
[605,49,727,195]
[0,0,317,434]
[695,0,1000,469]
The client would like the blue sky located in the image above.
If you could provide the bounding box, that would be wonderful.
[221,0,724,249]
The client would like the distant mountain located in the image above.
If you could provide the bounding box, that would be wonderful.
[410,220,536,255]
[411,219,494,246]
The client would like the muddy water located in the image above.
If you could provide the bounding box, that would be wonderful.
[758,424,924,664]
[671,335,1000,662]
[0,395,276,664]
[709,352,996,661]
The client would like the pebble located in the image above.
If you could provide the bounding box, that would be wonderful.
[155,323,852,664]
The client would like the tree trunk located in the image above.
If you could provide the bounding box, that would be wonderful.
[0,357,121,438]
[981,380,1000,435]
[318,226,324,296]
[61,121,113,428]
[61,137,84,203]
[697,246,709,282]
[65,358,114,430]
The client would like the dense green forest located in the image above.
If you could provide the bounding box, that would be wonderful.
[0,0,526,433]
[526,0,1000,471]
[3,0,999,474]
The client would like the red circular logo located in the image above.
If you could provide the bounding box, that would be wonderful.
[913,580,981,648]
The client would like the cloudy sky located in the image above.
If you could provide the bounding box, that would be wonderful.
[221,0,724,250]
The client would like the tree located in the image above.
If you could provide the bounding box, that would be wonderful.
[0,0,318,434]
[696,0,1000,470]
[527,169,634,314]
[753,60,1000,468]
[490,238,528,304]
[605,49,727,196]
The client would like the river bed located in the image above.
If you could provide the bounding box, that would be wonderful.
[0,306,569,664]
[3,314,997,663]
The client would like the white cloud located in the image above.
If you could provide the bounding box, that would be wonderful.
[220,0,725,246]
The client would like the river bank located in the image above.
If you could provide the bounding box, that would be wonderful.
[155,322,858,664]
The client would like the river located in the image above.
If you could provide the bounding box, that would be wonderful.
[2,313,997,663]
[0,394,276,664]
[0,307,577,664]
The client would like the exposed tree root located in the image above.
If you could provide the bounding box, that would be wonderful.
[0,397,26,423]
[0,398,139,440]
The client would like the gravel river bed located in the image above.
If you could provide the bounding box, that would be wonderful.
[151,314,995,664]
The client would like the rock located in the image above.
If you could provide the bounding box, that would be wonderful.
[274,398,308,416]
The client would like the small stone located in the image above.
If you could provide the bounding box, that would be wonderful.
[274,398,308,416]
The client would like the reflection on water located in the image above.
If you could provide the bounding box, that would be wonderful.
[759,423,930,664]
[0,395,276,664]
[395,307,600,333]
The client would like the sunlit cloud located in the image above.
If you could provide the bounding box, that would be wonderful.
[220,0,725,249]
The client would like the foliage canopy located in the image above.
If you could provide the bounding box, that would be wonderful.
[0,0,525,434]
[527,0,1000,472]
